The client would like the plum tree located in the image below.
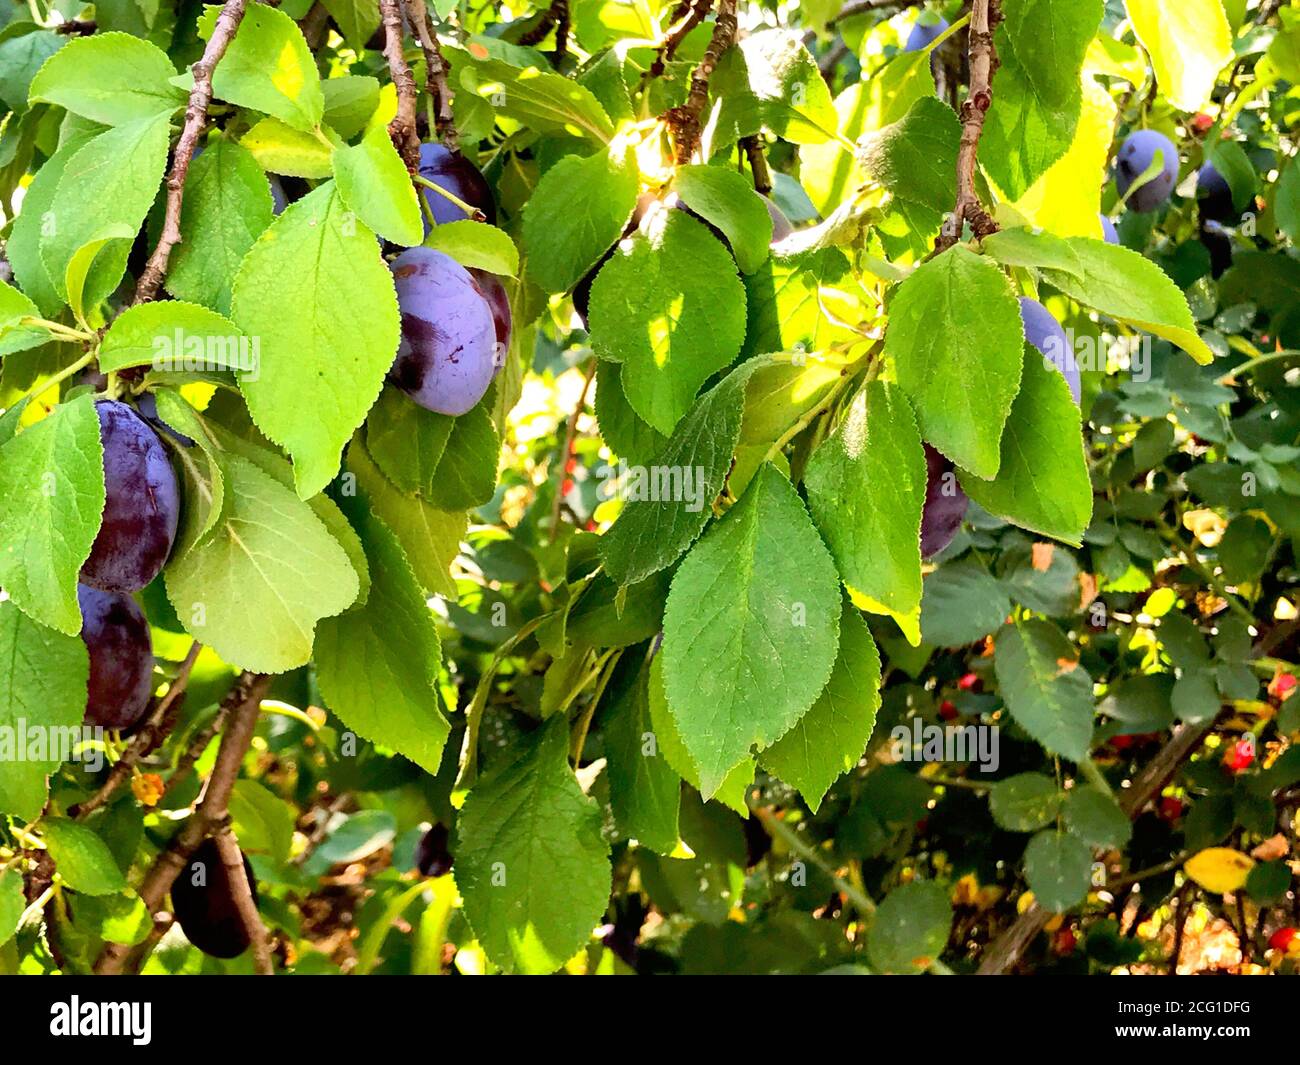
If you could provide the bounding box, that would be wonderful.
[415,823,453,878]
[389,247,499,416]
[1114,130,1179,212]
[904,14,948,52]
[1196,161,1238,224]
[171,838,259,959]
[1020,297,1080,405]
[77,584,154,731]
[80,400,180,594]
[417,143,497,232]
[920,444,969,559]
[468,268,512,354]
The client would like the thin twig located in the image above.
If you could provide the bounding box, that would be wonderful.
[380,0,422,171]
[214,828,273,974]
[934,0,1001,253]
[664,0,738,164]
[94,672,271,975]
[406,0,457,149]
[829,0,925,28]
[739,135,772,194]
[132,0,249,304]
[643,0,709,84]
[71,642,203,820]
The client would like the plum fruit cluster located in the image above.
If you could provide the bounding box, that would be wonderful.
[171,838,260,959]
[389,145,510,417]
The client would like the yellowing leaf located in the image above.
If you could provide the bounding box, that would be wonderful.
[1184,847,1255,894]
[1125,0,1232,112]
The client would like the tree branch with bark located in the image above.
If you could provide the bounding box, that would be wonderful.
[664,0,739,165]
[406,0,457,150]
[380,0,422,171]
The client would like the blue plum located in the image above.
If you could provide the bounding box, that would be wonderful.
[81,400,180,594]
[269,174,288,216]
[172,838,259,959]
[905,14,949,52]
[78,583,154,731]
[415,823,453,877]
[389,248,498,416]
[1196,161,1239,224]
[766,197,794,243]
[920,443,968,559]
[1115,130,1179,212]
[418,143,497,235]
[1020,297,1080,405]
[1100,215,1119,245]
[468,268,512,355]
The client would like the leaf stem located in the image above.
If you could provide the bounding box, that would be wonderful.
[413,174,487,222]
[16,351,96,402]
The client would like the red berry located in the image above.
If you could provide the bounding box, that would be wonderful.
[938,699,958,722]
[1269,672,1296,701]
[1111,734,1135,751]
[1052,928,1077,955]
[564,456,577,474]
[561,477,575,495]
[1268,927,1298,952]
[1191,112,1214,133]
[1158,796,1184,822]
[1223,738,1254,773]
[957,672,982,693]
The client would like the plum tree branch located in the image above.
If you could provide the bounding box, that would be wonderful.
[935,0,1001,254]
[518,0,570,58]
[740,135,772,194]
[380,0,422,171]
[829,0,925,28]
[70,641,203,821]
[643,0,711,85]
[214,828,273,974]
[93,671,271,975]
[132,0,248,305]
[406,0,457,150]
[664,0,738,164]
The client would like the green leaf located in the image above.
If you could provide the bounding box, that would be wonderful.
[989,773,1062,832]
[959,349,1093,545]
[0,868,23,946]
[0,27,64,113]
[1063,786,1131,848]
[240,116,335,178]
[866,880,952,974]
[425,220,520,277]
[42,818,128,896]
[199,2,324,131]
[99,302,247,374]
[28,32,184,124]
[40,112,172,312]
[742,248,860,359]
[7,139,78,316]
[365,386,454,495]
[886,246,1025,479]
[347,437,465,601]
[1002,0,1103,107]
[1041,237,1213,364]
[589,210,747,434]
[647,654,754,816]
[805,380,925,624]
[457,717,611,973]
[322,75,380,141]
[232,182,400,499]
[333,122,423,247]
[599,362,756,587]
[0,602,88,820]
[674,165,773,275]
[228,780,296,865]
[452,47,615,143]
[713,29,839,146]
[319,0,379,52]
[522,145,639,293]
[1024,830,1093,912]
[662,464,841,797]
[0,280,45,358]
[423,404,499,511]
[1205,139,1258,215]
[1126,0,1233,112]
[166,136,275,314]
[0,394,105,635]
[919,561,1011,648]
[981,227,1085,279]
[164,456,359,673]
[760,601,881,812]
[856,95,960,214]
[315,508,450,776]
[994,618,1094,763]
[981,32,1081,201]
[602,652,681,854]
[593,363,667,467]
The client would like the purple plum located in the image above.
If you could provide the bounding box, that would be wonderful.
[905,15,949,52]
[78,584,154,731]
[389,247,498,416]
[415,823,453,877]
[1100,215,1119,245]
[1115,130,1179,212]
[468,268,512,356]
[1196,161,1239,224]
[1020,297,1080,405]
[418,143,496,235]
[766,197,794,243]
[172,838,259,959]
[81,400,180,594]
[920,444,968,559]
